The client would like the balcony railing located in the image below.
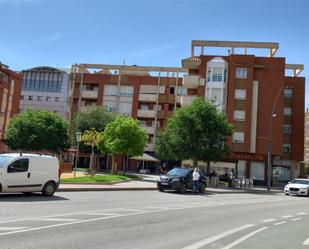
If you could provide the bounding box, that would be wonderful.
[81,90,98,99]
[137,109,156,118]
[140,126,155,134]
[139,93,157,102]
[183,75,200,87]
[145,143,155,151]
[180,96,196,106]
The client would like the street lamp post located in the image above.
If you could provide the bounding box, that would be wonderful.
[267,85,284,191]
[74,131,82,178]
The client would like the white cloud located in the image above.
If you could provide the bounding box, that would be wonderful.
[38,33,62,43]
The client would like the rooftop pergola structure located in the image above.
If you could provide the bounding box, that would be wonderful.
[285,64,304,77]
[191,40,279,57]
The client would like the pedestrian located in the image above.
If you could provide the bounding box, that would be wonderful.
[193,167,200,194]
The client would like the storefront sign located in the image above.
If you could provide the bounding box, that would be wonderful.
[227,152,265,161]
[272,156,292,167]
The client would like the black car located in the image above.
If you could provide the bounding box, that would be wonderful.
[157,167,207,194]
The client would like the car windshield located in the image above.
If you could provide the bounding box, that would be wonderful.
[166,168,191,177]
[0,155,14,168]
[291,179,309,185]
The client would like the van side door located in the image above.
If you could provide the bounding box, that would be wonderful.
[3,158,30,192]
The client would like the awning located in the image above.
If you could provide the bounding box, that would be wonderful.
[130,153,160,162]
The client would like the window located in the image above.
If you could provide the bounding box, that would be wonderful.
[284,107,292,116]
[177,87,187,96]
[250,162,265,180]
[283,125,292,134]
[119,102,132,115]
[232,132,244,143]
[37,96,42,101]
[104,101,117,112]
[212,67,223,82]
[120,86,133,97]
[170,87,175,95]
[104,85,117,96]
[28,96,33,101]
[234,110,246,121]
[20,95,24,100]
[46,97,51,101]
[7,159,29,173]
[236,68,247,79]
[284,88,292,98]
[235,89,246,100]
[207,69,211,82]
[283,144,291,153]
[55,97,60,102]
[140,104,149,110]
[211,88,221,101]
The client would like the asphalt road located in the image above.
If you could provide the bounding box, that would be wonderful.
[0,190,309,249]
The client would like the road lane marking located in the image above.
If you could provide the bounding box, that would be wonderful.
[181,224,255,249]
[221,226,269,249]
[297,212,307,215]
[302,237,309,246]
[86,212,119,216]
[274,221,286,226]
[36,218,80,222]
[0,227,28,231]
[291,217,302,221]
[281,215,294,219]
[262,218,276,223]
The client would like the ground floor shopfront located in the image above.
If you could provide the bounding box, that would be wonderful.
[182,152,301,186]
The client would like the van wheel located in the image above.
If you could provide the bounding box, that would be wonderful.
[179,183,187,194]
[42,181,56,197]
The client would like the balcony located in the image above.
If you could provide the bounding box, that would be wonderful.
[183,75,200,88]
[139,93,157,102]
[180,96,196,106]
[145,143,155,152]
[140,126,155,134]
[137,109,156,118]
[81,90,98,99]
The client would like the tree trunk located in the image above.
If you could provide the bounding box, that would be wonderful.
[90,144,94,176]
[207,160,210,174]
[193,159,198,168]
[126,154,129,173]
[111,155,115,174]
[122,155,126,174]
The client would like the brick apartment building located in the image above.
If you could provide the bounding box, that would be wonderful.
[69,40,305,185]
[0,62,22,152]
[304,110,309,162]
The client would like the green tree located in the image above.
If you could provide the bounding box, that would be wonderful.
[5,109,69,153]
[156,98,233,172]
[81,129,102,174]
[70,106,115,147]
[100,116,148,174]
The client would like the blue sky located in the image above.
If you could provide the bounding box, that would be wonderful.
[1,0,308,106]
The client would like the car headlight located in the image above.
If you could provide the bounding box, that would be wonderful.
[171,178,180,182]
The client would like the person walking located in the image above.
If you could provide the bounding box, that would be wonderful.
[193,167,200,194]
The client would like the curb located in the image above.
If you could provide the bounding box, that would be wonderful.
[57,187,157,192]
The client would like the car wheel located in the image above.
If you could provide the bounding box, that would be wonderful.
[158,187,164,192]
[179,183,187,194]
[285,193,289,196]
[199,183,206,193]
[42,181,56,197]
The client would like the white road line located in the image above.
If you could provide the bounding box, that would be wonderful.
[274,221,286,226]
[181,224,255,249]
[297,212,307,216]
[262,218,276,223]
[86,212,119,216]
[281,215,294,219]
[36,218,80,222]
[0,227,28,231]
[291,217,302,221]
[221,227,269,249]
[302,237,309,246]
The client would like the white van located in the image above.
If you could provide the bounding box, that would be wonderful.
[0,153,60,196]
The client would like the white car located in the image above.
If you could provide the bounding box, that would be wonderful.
[0,153,60,196]
[284,178,309,196]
